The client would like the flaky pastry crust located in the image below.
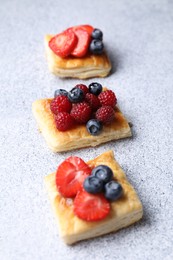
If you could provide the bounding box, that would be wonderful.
[32,97,132,152]
[44,150,143,244]
[45,35,112,79]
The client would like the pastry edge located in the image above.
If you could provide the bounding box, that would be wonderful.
[47,65,111,79]
[62,209,143,245]
[47,128,132,152]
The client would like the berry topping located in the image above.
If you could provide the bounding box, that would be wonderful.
[79,25,94,35]
[50,83,117,135]
[71,25,94,36]
[92,28,103,40]
[68,87,84,103]
[98,90,117,108]
[71,102,91,123]
[71,28,91,57]
[50,95,72,114]
[85,93,100,111]
[91,165,113,184]
[49,29,77,58]
[89,39,104,55]
[75,84,89,96]
[88,82,102,96]
[86,119,103,136]
[96,106,115,124]
[73,191,110,221]
[83,176,104,194]
[104,181,123,201]
[54,89,68,98]
[56,156,91,198]
[54,112,75,131]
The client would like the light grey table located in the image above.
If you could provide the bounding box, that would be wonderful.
[1,0,173,259]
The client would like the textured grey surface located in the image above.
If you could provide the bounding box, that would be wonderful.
[0,0,173,259]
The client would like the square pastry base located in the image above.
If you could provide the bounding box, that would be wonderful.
[45,35,112,79]
[44,150,143,245]
[32,98,132,152]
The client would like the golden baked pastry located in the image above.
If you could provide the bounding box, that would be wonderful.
[44,150,143,245]
[45,35,111,79]
[32,97,132,152]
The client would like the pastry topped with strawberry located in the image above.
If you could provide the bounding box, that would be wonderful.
[45,25,111,79]
[44,150,143,244]
[32,83,132,152]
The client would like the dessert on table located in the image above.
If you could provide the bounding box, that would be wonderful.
[32,83,132,152]
[44,150,143,245]
[45,25,111,79]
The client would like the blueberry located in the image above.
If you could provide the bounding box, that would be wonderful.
[54,89,68,97]
[88,82,102,95]
[92,28,103,40]
[104,181,123,201]
[92,165,113,183]
[68,87,84,103]
[83,176,104,194]
[86,119,103,136]
[89,39,104,55]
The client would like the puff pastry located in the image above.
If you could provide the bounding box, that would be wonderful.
[32,98,132,152]
[44,150,143,244]
[45,35,112,79]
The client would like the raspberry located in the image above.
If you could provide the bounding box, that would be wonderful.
[50,95,72,115]
[95,106,115,124]
[55,112,75,131]
[75,84,89,96]
[98,90,117,108]
[70,102,91,123]
[85,93,101,111]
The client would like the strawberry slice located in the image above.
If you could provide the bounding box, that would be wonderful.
[56,156,91,198]
[70,28,91,57]
[80,25,94,35]
[49,29,77,58]
[73,190,110,221]
[72,25,94,35]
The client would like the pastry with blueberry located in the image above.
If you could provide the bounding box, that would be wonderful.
[32,83,132,152]
[44,25,111,79]
[44,150,143,244]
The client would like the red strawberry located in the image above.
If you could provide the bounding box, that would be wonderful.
[75,84,89,96]
[56,157,91,197]
[71,28,91,57]
[85,93,101,111]
[70,102,91,123]
[49,29,77,58]
[69,24,94,35]
[98,90,117,108]
[50,95,72,114]
[96,106,115,124]
[76,24,94,35]
[73,190,110,221]
[55,112,75,131]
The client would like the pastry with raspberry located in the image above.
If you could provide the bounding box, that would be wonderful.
[32,83,132,152]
